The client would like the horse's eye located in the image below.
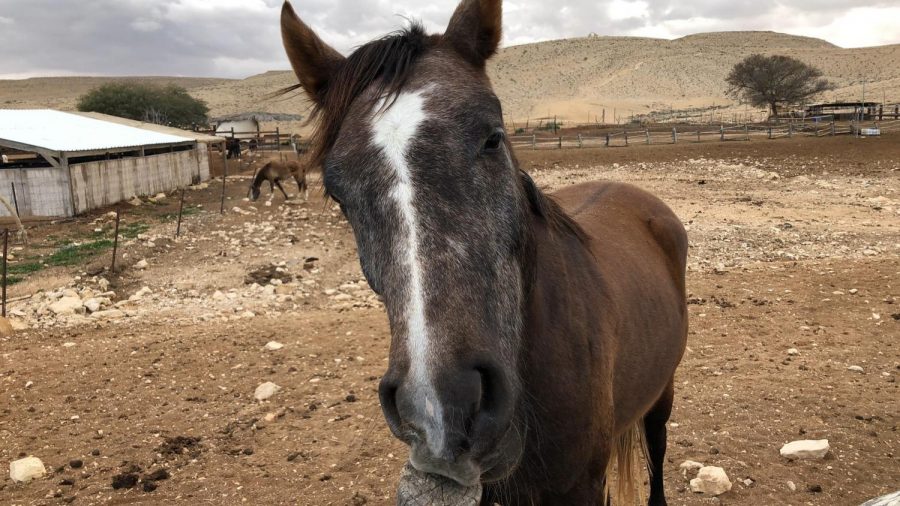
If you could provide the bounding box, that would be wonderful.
[483,131,503,152]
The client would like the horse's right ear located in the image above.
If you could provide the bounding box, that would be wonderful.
[281,1,345,105]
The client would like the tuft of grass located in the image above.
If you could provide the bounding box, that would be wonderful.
[121,222,150,239]
[47,239,114,266]
[8,261,44,275]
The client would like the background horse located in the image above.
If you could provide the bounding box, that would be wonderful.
[280,0,688,504]
[248,160,308,201]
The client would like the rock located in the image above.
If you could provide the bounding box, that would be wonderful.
[861,491,900,506]
[264,341,284,351]
[397,462,481,505]
[154,193,166,201]
[690,466,732,496]
[787,481,797,492]
[135,259,149,270]
[49,296,84,315]
[128,196,142,207]
[787,348,799,356]
[91,309,126,320]
[62,342,77,347]
[98,278,110,291]
[679,460,704,478]
[83,298,104,313]
[847,365,864,373]
[254,382,281,401]
[10,456,46,483]
[0,316,15,337]
[780,439,830,460]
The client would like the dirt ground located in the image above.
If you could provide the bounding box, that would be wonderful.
[1,134,898,505]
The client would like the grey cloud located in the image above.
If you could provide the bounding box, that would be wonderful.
[0,0,897,79]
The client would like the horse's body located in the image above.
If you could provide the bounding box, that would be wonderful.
[248,160,308,201]
[225,137,241,159]
[279,1,687,503]
[485,181,687,503]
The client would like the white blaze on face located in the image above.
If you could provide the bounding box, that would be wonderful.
[371,89,444,437]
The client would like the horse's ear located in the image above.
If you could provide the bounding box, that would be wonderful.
[441,0,502,68]
[281,1,345,105]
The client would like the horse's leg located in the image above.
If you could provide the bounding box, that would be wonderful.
[275,180,290,200]
[644,379,675,506]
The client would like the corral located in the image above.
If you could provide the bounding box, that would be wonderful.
[0,132,897,505]
[0,110,218,218]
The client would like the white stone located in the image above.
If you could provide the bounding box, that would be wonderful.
[128,196,142,206]
[780,439,830,460]
[154,193,166,201]
[787,481,796,492]
[62,342,76,347]
[135,259,149,270]
[90,309,126,320]
[49,296,83,315]
[787,348,799,356]
[10,456,46,483]
[83,298,103,313]
[848,365,864,373]
[680,460,704,478]
[254,382,281,401]
[264,341,284,351]
[690,466,732,496]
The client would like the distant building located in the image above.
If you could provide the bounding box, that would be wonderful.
[212,112,304,139]
[0,109,222,218]
[805,102,884,121]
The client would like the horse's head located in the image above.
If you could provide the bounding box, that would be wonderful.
[248,183,261,201]
[282,0,532,486]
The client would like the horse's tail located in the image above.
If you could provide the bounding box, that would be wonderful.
[603,421,648,506]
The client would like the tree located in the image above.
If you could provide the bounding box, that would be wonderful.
[725,54,833,119]
[77,82,209,129]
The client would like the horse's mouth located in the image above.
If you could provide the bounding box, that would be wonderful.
[476,420,526,485]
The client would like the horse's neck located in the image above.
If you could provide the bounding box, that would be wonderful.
[523,217,606,341]
[253,167,269,187]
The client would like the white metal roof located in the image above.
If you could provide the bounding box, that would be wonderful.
[0,109,195,153]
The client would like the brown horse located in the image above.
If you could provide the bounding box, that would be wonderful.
[280,1,687,504]
[248,160,309,201]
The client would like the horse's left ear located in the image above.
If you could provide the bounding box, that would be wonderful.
[281,1,345,104]
[441,0,502,68]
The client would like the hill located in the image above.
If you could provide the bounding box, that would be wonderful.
[2,31,898,128]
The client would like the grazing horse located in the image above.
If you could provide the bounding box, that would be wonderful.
[248,160,308,201]
[280,0,687,504]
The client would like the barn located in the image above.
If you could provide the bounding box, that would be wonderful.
[0,109,222,218]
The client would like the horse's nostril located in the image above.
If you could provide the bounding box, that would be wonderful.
[378,377,403,439]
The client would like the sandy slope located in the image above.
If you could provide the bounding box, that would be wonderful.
[1,31,898,126]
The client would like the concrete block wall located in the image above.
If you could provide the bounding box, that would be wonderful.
[69,148,204,215]
[0,167,72,217]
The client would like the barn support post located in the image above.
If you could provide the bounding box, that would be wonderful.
[61,152,76,217]
[10,183,19,217]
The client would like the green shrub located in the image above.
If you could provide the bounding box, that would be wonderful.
[77,82,208,128]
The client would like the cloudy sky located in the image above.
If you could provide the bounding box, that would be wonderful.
[1,0,898,80]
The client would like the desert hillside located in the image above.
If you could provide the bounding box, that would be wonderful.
[2,31,898,127]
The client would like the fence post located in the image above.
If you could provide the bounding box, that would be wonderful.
[605,133,610,147]
[2,228,7,318]
[645,128,651,145]
[110,207,121,272]
[175,188,186,239]
[768,127,772,139]
[831,121,835,136]
[220,141,228,214]
[720,125,725,141]
[697,128,701,142]
[672,127,677,144]
[745,124,750,141]
[558,136,562,149]
[624,130,628,146]
[788,123,793,138]
[577,133,583,148]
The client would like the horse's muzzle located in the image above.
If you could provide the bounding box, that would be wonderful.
[379,360,518,487]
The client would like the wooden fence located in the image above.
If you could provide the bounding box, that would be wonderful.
[508,119,895,150]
